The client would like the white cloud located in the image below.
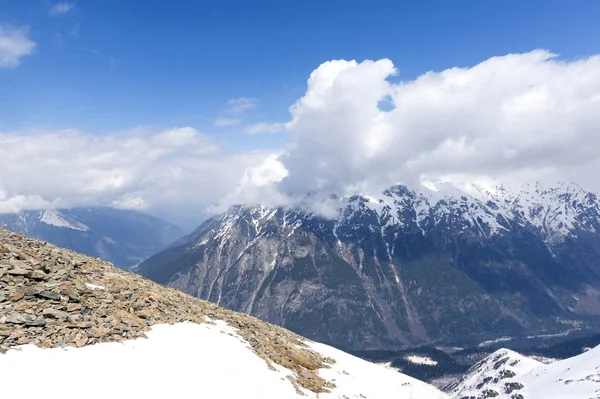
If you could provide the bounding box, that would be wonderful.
[5,51,600,224]
[50,3,74,16]
[213,117,241,127]
[0,128,276,224]
[0,26,36,68]
[228,97,258,113]
[208,154,290,214]
[244,122,286,135]
[278,51,600,198]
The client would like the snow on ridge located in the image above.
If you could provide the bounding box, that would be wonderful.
[448,345,600,399]
[217,181,600,245]
[347,181,600,241]
[447,348,542,398]
[1,321,449,399]
[40,209,89,231]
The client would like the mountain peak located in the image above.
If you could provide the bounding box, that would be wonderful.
[447,345,600,398]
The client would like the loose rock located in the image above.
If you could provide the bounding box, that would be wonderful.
[0,228,334,394]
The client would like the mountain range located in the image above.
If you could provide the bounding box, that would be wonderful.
[137,181,600,350]
[2,205,598,398]
[0,207,183,268]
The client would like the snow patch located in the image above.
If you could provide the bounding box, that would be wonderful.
[1,321,449,399]
[40,210,89,231]
[405,355,439,366]
[85,283,105,290]
[449,345,600,399]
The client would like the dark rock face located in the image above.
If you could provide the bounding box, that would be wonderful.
[0,207,183,269]
[137,183,600,349]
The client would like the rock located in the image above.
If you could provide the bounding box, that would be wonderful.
[4,314,24,324]
[24,318,46,327]
[66,303,82,312]
[42,308,70,320]
[8,291,25,302]
[7,268,29,276]
[74,334,88,347]
[36,291,62,301]
[27,270,49,280]
[504,382,524,394]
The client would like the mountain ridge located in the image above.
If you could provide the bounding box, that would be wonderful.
[0,207,183,268]
[138,181,600,349]
[446,344,600,398]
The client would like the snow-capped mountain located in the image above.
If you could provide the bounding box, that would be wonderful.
[137,182,600,349]
[0,227,447,399]
[446,345,600,398]
[0,207,183,268]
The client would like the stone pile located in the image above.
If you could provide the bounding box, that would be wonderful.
[0,228,333,394]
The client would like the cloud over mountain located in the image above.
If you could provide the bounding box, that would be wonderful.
[279,51,600,197]
[0,128,275,223]
[3,51,600,220]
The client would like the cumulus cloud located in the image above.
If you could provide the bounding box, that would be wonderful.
[5,50,600,223]
[0,26,36,68]
[213,117,241,127]
[0,128,276,223]
[243,122,286,135]
[208,154,290,214]
[278,51,600,197]
[49,3,74,16]
[228,97,258,113]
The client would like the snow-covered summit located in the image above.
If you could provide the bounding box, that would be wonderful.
[331,181,600,246]
[446,348,542,398]
[447,345,600,399]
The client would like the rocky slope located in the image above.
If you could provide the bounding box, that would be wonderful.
[0,207,182,268]
[0,228,447,399]
[446,345,600,398]
[137,182,600,349]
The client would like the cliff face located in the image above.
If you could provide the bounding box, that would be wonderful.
[138,183,600,349]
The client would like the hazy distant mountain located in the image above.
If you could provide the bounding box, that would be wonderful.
[0,207,183,268]
[137,182,600,349]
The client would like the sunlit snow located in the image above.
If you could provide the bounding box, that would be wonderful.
[1,321,448,399]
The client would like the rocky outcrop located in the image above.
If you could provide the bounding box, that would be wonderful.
[0,228,333,394]
[444,349,541,398]
[445,344,600,398]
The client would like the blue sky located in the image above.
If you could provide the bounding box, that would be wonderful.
[2,0,600,225]
[2,0,600,150]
